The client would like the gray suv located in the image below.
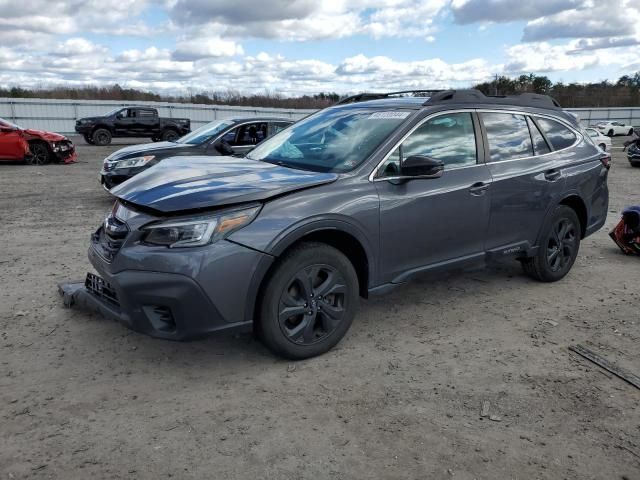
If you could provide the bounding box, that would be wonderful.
[60,90,610,359]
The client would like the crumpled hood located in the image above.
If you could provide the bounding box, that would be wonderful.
[111,156,338,213]
[107,141,192,161]
[23,129,67,142]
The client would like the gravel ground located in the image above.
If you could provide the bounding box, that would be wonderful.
[1,136,639,480]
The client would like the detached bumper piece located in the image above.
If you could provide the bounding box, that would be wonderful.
[58,271,251,340]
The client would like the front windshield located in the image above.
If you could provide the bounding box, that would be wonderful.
[104,107,126,116]
[175,120,234,145]
[0,118,21,129]
[246,107,412,173]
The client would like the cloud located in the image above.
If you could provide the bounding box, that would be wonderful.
[173,37,244,61]
[451,0,583,24]
[522,2,637,41]
[170,0,318,25]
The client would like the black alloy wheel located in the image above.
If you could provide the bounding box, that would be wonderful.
[26,142,50,165]
[546,218,577,273]
[258,242,359,359]
[521,205,581,282]
[278,264,347,345]
[93,128,112,146]
[162,129,179,142]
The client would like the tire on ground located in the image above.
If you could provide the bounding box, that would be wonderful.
[161,129,179,142]
[25,141,51,165]
[257,241,359,359]
[92,128,112,146]
[521,205,581,282]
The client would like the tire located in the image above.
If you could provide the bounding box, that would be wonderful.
[161,129,179,142]
[92,128,112,146]
[629,129,634,136]
[25,141,51,165]
[522,205,581,282]
[257,242,359,359]
[598,143,606,151]
[83,134,95,145]
[608,129,614,137]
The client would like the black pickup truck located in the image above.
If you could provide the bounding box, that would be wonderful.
[75,107,191,145]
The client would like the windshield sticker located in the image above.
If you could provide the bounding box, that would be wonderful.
[369,111,411,120]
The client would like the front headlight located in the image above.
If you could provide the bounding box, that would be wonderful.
[115,155,155,169]
[141,206,261,248]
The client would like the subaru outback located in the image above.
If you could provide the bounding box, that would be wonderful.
[60,89,610,359]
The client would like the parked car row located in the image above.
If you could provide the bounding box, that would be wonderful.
[59,89,612,360]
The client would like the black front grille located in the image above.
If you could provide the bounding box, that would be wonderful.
[92,214,129,262]
[85,273,119,307]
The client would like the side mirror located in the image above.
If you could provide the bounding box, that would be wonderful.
[401,155,444,178]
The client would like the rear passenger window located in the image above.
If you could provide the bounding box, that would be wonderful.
[527,117,551,155]
[535,117,577,150]
[482,113,533,162]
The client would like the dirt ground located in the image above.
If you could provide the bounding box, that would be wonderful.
[0,136,639,480]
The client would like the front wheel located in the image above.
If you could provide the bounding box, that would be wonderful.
[522,205,581,282]
[257,242,359,359]
[629,129,634,136]
[161,129,179,142]
[608,129,614,137]
[92,128,112,146]
[25,142,51,165]
[598,143,606,151]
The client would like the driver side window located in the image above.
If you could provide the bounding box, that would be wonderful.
[378,112,477,178]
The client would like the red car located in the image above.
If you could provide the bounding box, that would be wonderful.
[0,118,77,165]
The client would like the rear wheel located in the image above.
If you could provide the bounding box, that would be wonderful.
[25,141,51,165]
[92,128,112,146]
[522,205,581,282]
[629,129,634,136]
[161,129,179,142]
[608,129,614,137]
[258,242,359,359]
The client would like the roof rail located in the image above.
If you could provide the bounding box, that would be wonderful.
[336,89,445,105]
[424,89,562,109]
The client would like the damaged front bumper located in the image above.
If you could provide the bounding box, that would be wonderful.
[58,269,253,340]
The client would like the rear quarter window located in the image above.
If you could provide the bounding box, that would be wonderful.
[535,117,577,151]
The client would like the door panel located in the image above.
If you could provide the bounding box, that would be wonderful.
[481,112,565,251]
[374,111,492,283]
[376,166,493,282]
[0,129,27,160]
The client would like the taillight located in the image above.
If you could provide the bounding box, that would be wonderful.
[599,153,611,170]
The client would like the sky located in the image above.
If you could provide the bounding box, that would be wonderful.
[1,0,640,96]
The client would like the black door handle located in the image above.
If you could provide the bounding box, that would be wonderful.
[469,182,490,196]
[544,169,562,181]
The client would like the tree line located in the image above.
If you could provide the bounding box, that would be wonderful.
[473,73,640,108]
[1,73,639,108]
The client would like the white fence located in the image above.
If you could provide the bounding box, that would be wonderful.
[0,97,638,134]
[0,98,316,135]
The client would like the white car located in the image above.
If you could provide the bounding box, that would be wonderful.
[595,121,635,137]
[584,127,612,151]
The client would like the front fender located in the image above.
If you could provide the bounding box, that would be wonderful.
[237,215,378,323]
